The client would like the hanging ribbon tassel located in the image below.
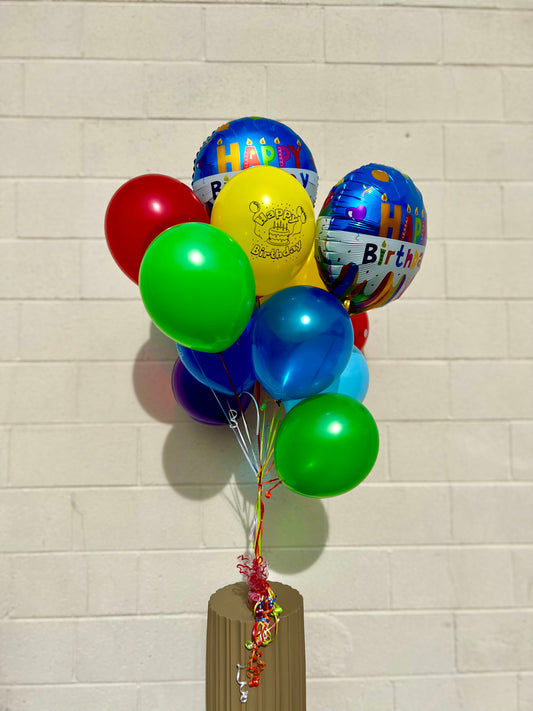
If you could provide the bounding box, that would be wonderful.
[210,353,284,694]
[236,391,283,692]
[179,351,284,694]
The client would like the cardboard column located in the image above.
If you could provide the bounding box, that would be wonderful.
[206,581,306,711]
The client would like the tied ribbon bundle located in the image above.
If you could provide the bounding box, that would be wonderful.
[235,385,284,691]
[237,556,282,688]
[205,353,284,693]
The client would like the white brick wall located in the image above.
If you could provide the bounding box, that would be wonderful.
[0,2,532,710]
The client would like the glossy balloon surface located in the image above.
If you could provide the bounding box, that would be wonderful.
[316,163,427,312]
[251,286,352,401]
[177,317,255,396]
[171,360,251,426]
[139,222,255,352]
[192,116,318,213]
[211,166,315,296]
[284,346,369,411]
[350,311,370,350]
[274,393,379,497]
[105,174,208,283]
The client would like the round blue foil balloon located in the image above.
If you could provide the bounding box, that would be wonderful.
[316,163,427,313]
[251,286,352,402]
[192,117,318,214]
[284,345,369,411]
[176,318,255,396]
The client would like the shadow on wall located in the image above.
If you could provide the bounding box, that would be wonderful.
[236,479,329,574]
[132,322,178,423]
[132,321,329,574]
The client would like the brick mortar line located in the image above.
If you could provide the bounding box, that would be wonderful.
[6,58,533,66]
[1,1,533,13]
[0,671,530,686]
[2,608,533,622]
[3,57,533,66]
[2,542,533,552]
[2,480,533,486]
[1,548,531,556]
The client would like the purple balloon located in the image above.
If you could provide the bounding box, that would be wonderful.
[171,359,251,426]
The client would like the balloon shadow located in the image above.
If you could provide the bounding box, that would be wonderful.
[132,322,178,423]
[133,322,255,502]
[236,479,329,574]
[162,421,249,500]
[133,334,330,573]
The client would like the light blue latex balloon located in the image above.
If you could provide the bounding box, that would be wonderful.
[284,346,369,411]
[251,286,352,402]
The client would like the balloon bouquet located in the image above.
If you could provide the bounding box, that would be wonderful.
[105,116,427,694]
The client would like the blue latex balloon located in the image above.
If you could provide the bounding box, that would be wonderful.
[192,117,318,214]
[177,318,255,396]
[284,346,369,411]
[251,286,352,401]
[171,360,251,426]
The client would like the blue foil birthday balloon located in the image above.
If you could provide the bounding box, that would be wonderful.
[192,117,318,214]
[316,164,427,313]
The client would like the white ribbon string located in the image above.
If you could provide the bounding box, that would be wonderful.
[236,664,249,703]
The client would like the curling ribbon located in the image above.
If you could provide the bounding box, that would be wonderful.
[236,664,249,703]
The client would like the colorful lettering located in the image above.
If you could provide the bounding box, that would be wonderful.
[261,145,276,166]
[379,202,402,240]
[211,180,222,201]
[395,244,405,267]
[378,241,387,265]
[363,243,377,264]
[400,213,413,242]
[243,145,261,169]
[414,217,422,244]
[216,142,241,173]
[421,216,427,245]
[288,144,301,168]
[277,145,291,167]
[403,248,414,269]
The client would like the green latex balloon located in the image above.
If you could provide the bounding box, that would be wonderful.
[139,222,255,352]
[274,393,379,497]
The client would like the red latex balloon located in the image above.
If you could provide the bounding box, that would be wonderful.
[350,311,369,351]
[105,174,209,283]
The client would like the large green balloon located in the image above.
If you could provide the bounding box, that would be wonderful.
[139,222,255,352]
[274,393,379,497]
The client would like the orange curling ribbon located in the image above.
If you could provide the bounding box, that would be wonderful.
[240,583,282,689]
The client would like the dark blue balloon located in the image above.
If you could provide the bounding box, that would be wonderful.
[251,286,353,401]
[176,318,256,396]
[171,360,251,426]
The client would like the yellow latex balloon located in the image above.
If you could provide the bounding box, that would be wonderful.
[260,247,327,305]
[283,246,327,291]
[211,166,315,296]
